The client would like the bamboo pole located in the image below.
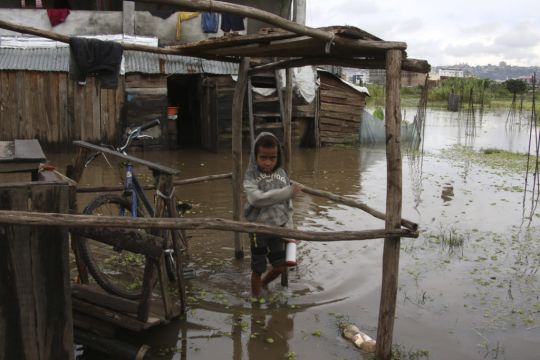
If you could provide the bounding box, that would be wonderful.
[250,57,430,74]
[376,49,403,360]
[0,19,238,63]
[232,58,250,259]
[0,210,418,242]
[283,68,293,174]
[76,173,233,193]
[294,181,417,231]
[135,0,407,53]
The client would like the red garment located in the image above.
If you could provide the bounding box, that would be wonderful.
[47,9,70,27]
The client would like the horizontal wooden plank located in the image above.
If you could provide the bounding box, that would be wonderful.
[126,88,167,96]
[320,94,365,107]
[320,123,359,133]
[319,110,361,122]
[73,141,180,176]
[72,298,162,332]
[125,74,167,88]
[72,284,139,315]
[320,102,362,115]
[319,116,360,126]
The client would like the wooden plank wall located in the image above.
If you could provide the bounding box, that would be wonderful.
[318,73,366,145]
[0,71,125,147]
[0,182,73,360]
[125,74,168,147]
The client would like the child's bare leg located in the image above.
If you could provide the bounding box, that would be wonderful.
[251,272,263,297]
[262,265,285,289]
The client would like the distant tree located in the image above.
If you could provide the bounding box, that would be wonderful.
[504,79,527,102]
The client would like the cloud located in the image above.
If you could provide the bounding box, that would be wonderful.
[494,25,540,48]
[306,0,540,66]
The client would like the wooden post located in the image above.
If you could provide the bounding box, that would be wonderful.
[280,68,294,286]
[66,146,91,283]
[283,68,293,174]
[0,182,74,360]
[376,49,403,360]
[138,174,176,321]
[232,58,250,259]
[314,87,321,148]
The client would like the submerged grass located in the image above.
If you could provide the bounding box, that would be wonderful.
[439,145,530,173]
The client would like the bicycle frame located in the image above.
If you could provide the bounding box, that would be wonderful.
[120,162,156,218]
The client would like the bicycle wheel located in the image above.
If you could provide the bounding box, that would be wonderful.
[77,194,148,300]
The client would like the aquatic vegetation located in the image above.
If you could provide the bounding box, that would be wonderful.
[439,145,530,173]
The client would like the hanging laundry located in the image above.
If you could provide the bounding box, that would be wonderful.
[69,37,123,89]
[47,9,71,27]
[202,12,219,33]
[149,9,177,19]
[176,12,200,40]
[220,13,245,32]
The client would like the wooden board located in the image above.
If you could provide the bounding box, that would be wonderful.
[319,110,361,122]
[0,183,73,360]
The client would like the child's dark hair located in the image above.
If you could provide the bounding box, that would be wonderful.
[254,134,281,164]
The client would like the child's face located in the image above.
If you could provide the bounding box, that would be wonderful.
[256,145,278,174]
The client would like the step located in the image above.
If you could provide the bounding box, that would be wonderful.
[252,96,280,103]
[256,123,283,129]
[253,112,281,118]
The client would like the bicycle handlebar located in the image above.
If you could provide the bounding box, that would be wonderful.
[139,119,161,132]
[118,119,161,153]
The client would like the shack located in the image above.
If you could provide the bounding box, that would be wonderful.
[317,69,368,145]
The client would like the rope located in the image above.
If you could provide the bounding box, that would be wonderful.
[325,33,335,54]
[156,187,175,200]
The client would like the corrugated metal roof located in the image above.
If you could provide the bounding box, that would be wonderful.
[0,47,238,75]
[0,47,69,71]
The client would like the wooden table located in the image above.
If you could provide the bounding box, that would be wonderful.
[0,139,46,181]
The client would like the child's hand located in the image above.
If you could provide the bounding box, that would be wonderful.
[292,183,303,196]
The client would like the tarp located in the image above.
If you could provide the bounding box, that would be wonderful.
[359,110,416,144]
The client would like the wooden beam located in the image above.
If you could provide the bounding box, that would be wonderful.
[376,49,403,360]
[232,58,250,259]
[0,18,239,63]
[76,173,233,193]
[135,0,407,52]
[0,210,419,242]
[250,57,430,74]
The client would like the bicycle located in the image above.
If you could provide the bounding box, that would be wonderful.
[77,119,190,300]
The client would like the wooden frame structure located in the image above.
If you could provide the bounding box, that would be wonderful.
[0,1,430,358]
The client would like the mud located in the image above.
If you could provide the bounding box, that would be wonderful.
[43,108,539,360]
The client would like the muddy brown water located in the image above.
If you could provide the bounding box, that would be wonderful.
[16,108,539,359]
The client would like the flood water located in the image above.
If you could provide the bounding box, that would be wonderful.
[45,108,539,360]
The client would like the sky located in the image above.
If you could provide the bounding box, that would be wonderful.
[306,0,540,67]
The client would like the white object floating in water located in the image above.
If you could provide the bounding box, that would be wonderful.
[341,323,376,353]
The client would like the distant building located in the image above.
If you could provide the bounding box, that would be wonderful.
[349,69,369,85]
[516,75,534,85]
[368,69,386,85]
[438,68,464,78]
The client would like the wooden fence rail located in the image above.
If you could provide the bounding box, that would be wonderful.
[0,210,418,242]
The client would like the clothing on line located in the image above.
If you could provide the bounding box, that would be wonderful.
[47,8,70,27]
[176,12,200,40]
[69,37,123,89]
[220,13,245,32]
[202,12,219,33]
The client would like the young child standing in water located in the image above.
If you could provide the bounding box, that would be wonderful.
[243,132,302,297]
